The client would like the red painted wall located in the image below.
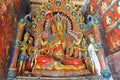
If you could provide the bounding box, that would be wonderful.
[0,0,31,79]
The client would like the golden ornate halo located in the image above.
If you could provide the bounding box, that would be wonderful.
[32,0,85,33]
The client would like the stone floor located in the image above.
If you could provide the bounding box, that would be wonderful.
[16,76,105,80]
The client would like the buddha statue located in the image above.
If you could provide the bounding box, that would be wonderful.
[52,19,66,63]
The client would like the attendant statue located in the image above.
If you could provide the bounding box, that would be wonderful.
[17,32,29,75]
[26,36,34,72]
[87,34,101,75]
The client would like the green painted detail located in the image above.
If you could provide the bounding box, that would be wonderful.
[56,1,61,6]
[118,25,120,30]
[75,18,80,22]
[72,11,76,16]
[94,20,99,24]
[46,4,52,9]
[66,5,71,10]
[19,18,25,24]
[41,11,45,16]
[37,17,42,22]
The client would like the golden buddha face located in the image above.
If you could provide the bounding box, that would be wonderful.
[28,37,33,44]
[56,21,63,32]
[24,32,29,41]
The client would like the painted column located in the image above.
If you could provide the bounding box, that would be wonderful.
[8,18,26,79]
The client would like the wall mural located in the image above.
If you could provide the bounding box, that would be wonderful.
[8,0,111,79]
[0,0,31,80]
[88,0,120,53]
[102,0,120,53]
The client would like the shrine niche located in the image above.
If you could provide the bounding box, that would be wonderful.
[8,0,110,79]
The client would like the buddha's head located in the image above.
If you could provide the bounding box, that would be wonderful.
[56,21,63,32]
[24,32,29,41]
[28,37,33,44]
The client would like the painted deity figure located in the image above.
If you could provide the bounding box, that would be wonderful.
[52,20,66,63]
[17,32,29,75]
[88,34,101,75]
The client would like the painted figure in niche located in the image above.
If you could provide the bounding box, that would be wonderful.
[108,28,120,51]
[17,32,29,75]
[102,11,115,32]
[88,34,101,75]
[26,36,34,72]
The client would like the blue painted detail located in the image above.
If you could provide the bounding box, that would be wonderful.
[7,70,17,79]
[72,11,76,16]
[19,54,27,61]
[102,70,111,79]
[56,1,61,6]
[10,47,17,67]
[66,5,71,10]
[19,18,25,24]
[94,19,99,24]
[75,18,80,22]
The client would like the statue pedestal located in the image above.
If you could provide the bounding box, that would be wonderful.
[16,76,104,80]
[32,69,91,77]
